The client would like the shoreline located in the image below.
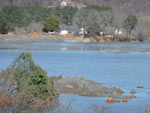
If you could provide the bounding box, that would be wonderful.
[1,38,150,53]
[0,34,149,44]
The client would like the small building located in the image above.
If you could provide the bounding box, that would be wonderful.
[115,29,124,35]
[61,0,72,7]
[60,0,86,9]
[60,30,69,35]
[61,1,68,7]
[100,32,104,36]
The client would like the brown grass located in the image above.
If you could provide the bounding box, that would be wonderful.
[64,33,73,37]
[0,95,13,107]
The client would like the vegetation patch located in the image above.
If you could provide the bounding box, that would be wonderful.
[0,5,49,34]
[0,52,58,109]
[43,16,60,33]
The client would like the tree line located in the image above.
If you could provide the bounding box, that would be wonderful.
[0,5,50,34]
[0,4,139,39]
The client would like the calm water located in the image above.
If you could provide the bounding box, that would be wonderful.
[0,43,150,113]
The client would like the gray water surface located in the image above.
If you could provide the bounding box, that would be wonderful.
[0,43,150,113]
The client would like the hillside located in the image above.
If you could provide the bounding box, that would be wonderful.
[0,0,149,11]
[0,0,150,34]
[0,0,150,17]
[1,0,150,17]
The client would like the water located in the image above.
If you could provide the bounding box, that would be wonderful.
[0,43,150,113]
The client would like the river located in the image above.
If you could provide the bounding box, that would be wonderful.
[0,42,150,113]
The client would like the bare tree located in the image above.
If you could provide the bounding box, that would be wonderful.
[74,8,104,37]
[55,100,74,113]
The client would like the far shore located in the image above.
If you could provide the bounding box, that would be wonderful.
[1,33,150,54]
[0,33,102,44]
[0,33,149,44]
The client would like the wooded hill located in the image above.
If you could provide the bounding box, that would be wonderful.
[1,0,150,14]
[0,0,150,35]
[1,0,150,22]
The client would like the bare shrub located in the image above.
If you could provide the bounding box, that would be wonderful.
[54,100,74,113]
[74,8,104,37]
[92,104,112,113]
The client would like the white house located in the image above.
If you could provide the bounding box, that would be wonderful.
[115,29,124,35]
[60,30,69,35]
[60,0,86,9]
[79,28,84,35]
[61,0,72,7]
[79,28,88,35]
[61,1,67,7]
[100,32,104,36]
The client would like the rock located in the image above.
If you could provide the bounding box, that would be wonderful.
[114,99,120,103]
[117,61,123,63]
[137,85,144,88]
[122,95,136,99]
[58,74,63,80]
[65,84,74,89]
[130,90,137,94]
[54,76,136,99]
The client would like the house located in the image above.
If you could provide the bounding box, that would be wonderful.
[61,0,72,7]
[60,0,86,9]
[60,30,69,35]
[79,28,84,35]
[61,1,67,7]
[100,32,104,36]
[115,29,124,35]
[60,28,84,36]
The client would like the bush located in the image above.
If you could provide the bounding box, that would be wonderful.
[30,65,50,99]
[0,21,9,34]
[10,52,56,101]
[42,16,59,32]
